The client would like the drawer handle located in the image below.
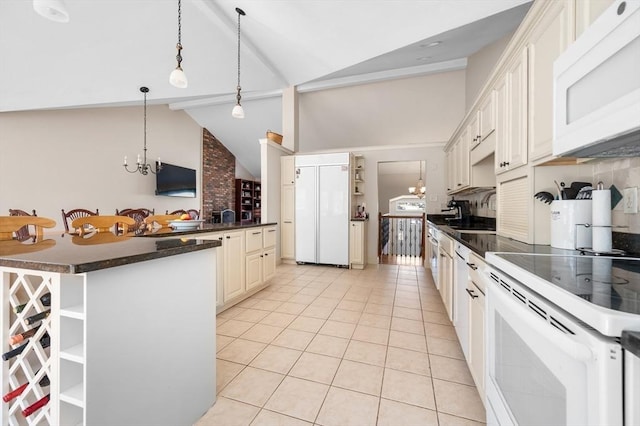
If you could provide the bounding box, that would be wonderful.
[226,236,230,239]
[218,237,223,241]
[466,288,478,299]
[264,253,269,256]
[268,229,275,232]
[252,231,261,235]
[284,221,292,224]
[466,263,478,270]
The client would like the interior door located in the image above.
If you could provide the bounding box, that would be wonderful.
[295,166,317,263]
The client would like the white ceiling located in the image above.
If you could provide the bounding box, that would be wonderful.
[0,0,532,176]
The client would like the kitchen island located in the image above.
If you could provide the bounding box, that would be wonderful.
[0,233,221,426]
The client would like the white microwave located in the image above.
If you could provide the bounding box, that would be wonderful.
[554,0,640,157]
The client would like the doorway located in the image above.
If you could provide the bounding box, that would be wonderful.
[377,161,426,265]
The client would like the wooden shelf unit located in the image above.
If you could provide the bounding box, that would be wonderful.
[235,179,261,224]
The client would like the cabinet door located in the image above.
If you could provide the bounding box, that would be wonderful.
[223,231,245,302]
[479,91,495,142]
[263,226,277,248]
[446,149,456,194]
[494,76,509,174]
[246,229,263,253]
[438,246,454,321]
[349,221,363,266]
[245,252,262,291]
[468,280,485,401]
[281,156,296,185]
[457,129,470,190]
[263,248,276,282]
[528,0,573,161]
[469,112,480,149]
[506,48,528,171]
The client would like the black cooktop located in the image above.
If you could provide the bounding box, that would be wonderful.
[494,253,640,315]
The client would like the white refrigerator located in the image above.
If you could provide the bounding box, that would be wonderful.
[295,153,350,267]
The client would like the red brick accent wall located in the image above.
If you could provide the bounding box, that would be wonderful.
[202,129,236,221]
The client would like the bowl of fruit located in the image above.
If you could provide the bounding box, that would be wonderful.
[168,214,205,230]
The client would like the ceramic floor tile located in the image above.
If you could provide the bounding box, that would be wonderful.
[315,386,379,426]
[217,338,267,365]
[386,346,431,376]
[328,308,362,324]
[422,300,446,313]
[423,310,453,325]
[432,379,486,422]
[306,334,350,358]
[343,340,387,367]
[392,306,423,321]
[218,306,248,319]
[425,336,464,360]
[332,359,383,396]
[260,312,297,327]
[249,345,302,375]
[396,290,420,300]
[216,359,245,394]
[377,398,439,426]
[358,313,392,329]
[367,295,394,306]
[252,299,285,311]
[216,334,236,352]
[311,297,341,308]
[237,298,260,309]
[217,319,256,337]
[391,317,425,335]
[430,354,475,386]
[298,287,324,297]
[388,330,428,353]
[289,352,341,384]
[393,297,422,310]
[264,376,329,422]
[240,323,285,344]
[273,301,307,315]
[318,319,356,339]
[195,396,259,426]
[381,368,436,410]
[336,299,366,312]
[233,309,271,323]
[287,293,317,305]
[437,412,487,426]
[250,409,313,426]
[351,324,389,345]
[264,291,294,301]
[220,366,285,407]
[423,322,458,341]
[363,303,393,316]
[300,305,334,319]
[271,329,315,351]
[287,316,326,333]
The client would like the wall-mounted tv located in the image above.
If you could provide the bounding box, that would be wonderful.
[155,162,197,198]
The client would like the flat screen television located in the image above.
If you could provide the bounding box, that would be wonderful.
[155,162,197,198]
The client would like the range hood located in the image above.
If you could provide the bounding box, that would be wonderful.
[558,127,640,158]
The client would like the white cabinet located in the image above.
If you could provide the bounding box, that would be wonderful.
[467,252,486,403]
[438,234,454,321]
[263,247,276,282]
[245,226,277,292]
[478,91,496,143]
[281,156,295,261]
[447,131,470,194]
[497,173,531,242]
[245,251,263,291]
[528,0,574,162]
[468,111,480,149]
[223,230,245,302]
[349,220,367,269]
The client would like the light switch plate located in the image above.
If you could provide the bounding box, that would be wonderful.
[623,187,638,214]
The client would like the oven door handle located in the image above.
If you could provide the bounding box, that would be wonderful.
[491,283,594,363]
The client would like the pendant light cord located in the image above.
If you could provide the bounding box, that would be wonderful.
[236,8,242,95]
[176,0,183,66]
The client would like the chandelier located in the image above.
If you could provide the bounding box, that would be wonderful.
[123,87,162,175]
[408,161,426,198]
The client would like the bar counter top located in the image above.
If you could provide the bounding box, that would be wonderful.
[138,221,277,237]
[0,232,221,274]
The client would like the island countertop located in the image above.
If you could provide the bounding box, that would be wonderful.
[138,221,277,237]
[0,233,221,274]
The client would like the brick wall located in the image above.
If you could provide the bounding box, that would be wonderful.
[202,129,236,221]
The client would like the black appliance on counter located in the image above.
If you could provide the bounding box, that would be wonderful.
[211,209,235,224]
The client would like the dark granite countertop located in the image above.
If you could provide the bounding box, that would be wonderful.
[138,222,277,237]
[0,233,221,274]
[622,331,640,358]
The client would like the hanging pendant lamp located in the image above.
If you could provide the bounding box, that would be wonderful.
[169,0,188,88]
[232,7,246,119]
[123,87,162,176]
[408,161,426,198]
[33,0,69,23]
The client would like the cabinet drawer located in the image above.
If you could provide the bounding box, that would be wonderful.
[246,229,263,253]
[468,252,486,293]
[263,226,277,248]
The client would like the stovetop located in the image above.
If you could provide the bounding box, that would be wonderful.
[485,252,640,337]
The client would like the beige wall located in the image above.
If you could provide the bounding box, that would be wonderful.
[0,105,202,231]
[465,31,514,112]
[298,70,466,152]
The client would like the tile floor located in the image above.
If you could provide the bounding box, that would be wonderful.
[196,263,486,426]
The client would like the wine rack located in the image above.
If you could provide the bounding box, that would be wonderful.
[2,268,55,426]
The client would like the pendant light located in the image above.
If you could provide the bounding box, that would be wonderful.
[408,161,426,198]
[33,0,69,23]
[123,87,162,175]
[169,0,188,88]
[232,7,246,119]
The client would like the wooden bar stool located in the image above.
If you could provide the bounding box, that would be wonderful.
[61,208,99,232]
[0,216,56,241]
[71,215,136,236]
[144,214,181,229]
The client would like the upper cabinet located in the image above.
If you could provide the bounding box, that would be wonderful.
[528,0,575,162]
[478,91,496,144]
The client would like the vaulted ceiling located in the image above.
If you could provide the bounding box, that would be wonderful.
[0,0,532,176]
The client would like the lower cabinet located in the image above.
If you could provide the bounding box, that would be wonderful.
[438,235,454,321]
[245,226,277,292]
[349,220,367,269]
[223,230,245,302]
[467,252,486,403]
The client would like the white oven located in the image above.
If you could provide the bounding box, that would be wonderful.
[484,266,623,426]
[554,0,640,157]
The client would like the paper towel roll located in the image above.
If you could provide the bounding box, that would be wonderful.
[592,189,611,226]
[592,226,612,253]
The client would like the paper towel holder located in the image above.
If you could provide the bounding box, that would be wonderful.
[574,223,629,255]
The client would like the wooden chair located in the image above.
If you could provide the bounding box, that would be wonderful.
[61,208,99,232]
[9,209,37,241]
[116,208,154,231]
[144,214,181,229]
[0,216,56,241]
[71,215,136,236]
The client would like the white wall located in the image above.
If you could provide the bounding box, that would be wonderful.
[0,105,202,230]
[465,31,514,112]
[298,70,466,151]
